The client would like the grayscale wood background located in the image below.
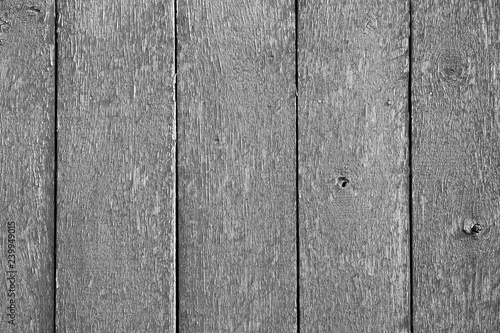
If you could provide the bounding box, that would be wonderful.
[0,0,498,332]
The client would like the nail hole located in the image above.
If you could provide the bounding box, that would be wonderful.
[463,221,483,235]
[337,177,349,188]
[471,223,483,234]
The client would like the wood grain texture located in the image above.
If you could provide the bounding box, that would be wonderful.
[0,0,54,331]
[177,0,297,331]
[57,0,176,331]
[412,0,500,331]
[298,0,410,331]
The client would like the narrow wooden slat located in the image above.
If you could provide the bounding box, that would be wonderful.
[177,0,297,331]
[298,1,410,331]
[0,1,55,331]
[412,0,500,331]
[57,0,176,331]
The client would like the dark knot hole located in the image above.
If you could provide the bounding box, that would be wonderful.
[337,177,349,188]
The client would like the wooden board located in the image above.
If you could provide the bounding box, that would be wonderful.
[298,1,411,331]
[177,0,297,331]
[0,1,55,331]
[412,0,500,331]
[56,0,176,331]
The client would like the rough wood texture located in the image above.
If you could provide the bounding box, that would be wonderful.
[412,0,500,331]
[0,0,54,331]
[177,0,297,331]
[57,0,176,331]
[298,1,410,331]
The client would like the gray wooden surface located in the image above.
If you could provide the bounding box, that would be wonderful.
[0,0,55,332]
[177,0,297,331]
[2,0,499,331]
[298,0,411,331]
[56,0,176,331]
[412,0,500,331]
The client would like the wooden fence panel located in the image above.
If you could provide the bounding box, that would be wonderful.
[0,1,55,332]
[57,0,176,331]
[412,0,500,331]
[298,1,411,331]
[5,0,498,330]
[177,0,297,331]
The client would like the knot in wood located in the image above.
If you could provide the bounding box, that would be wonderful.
[437,50,469,86]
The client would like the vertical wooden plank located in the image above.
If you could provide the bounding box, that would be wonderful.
[177,0,296,331]
[0,0,54,331]
[412,0,500,331]
[298,0,410,331]
[57,0,176,331]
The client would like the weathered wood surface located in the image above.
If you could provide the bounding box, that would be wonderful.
[177,0,297,331]
[412,0,500,331]
[298,0,411,331]
[0,0,55,331]
[57,0,176,331]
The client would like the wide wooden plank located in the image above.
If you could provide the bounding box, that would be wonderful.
[298,1,410,331]
[412,0,500,331]
[177,0,297,331]
[0,1,55,331]
[57,0,176,331]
